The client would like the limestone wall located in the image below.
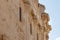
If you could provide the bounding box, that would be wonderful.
[0,0,51,40]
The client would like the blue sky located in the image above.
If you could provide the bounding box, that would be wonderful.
[39,0,60,40]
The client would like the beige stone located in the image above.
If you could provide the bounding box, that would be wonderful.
[0,0,51,40]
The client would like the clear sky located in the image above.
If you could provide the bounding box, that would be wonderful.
[39,0,60,40]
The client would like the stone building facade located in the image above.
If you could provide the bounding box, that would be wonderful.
[0,0,51,40]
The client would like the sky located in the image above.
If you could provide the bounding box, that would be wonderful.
[39,0,60,40]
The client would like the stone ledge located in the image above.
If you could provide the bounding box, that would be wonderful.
[38,3,45,11]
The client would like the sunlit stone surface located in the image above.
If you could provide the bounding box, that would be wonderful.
[0,0,51,40]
